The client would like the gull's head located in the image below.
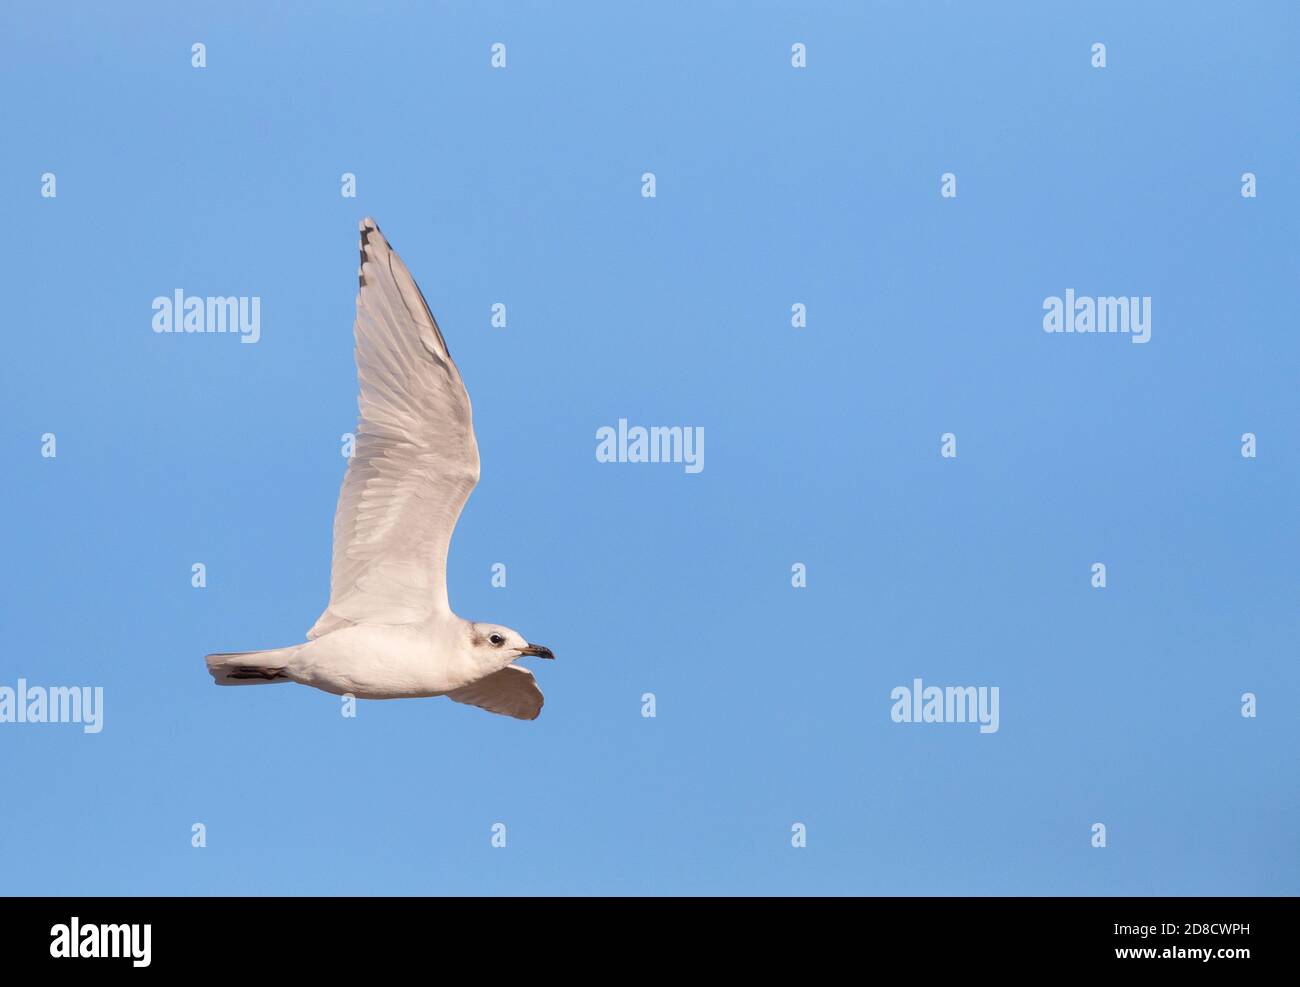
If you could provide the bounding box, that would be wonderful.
[469,623,555,668]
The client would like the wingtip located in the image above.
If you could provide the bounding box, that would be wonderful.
[358,218,382,284]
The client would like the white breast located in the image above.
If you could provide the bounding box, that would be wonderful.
[287,621,475,699]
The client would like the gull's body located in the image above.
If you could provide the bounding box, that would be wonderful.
[205,218,554,720]
[279,622,483,699]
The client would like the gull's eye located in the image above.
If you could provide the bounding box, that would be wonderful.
[488,633,505,647]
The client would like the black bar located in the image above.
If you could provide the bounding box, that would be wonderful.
[0,896,1279,974]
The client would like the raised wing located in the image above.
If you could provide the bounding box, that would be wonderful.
[447,665,545,720]
[308,218,479,639]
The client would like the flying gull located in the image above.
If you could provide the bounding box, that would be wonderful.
[205,218,554,720]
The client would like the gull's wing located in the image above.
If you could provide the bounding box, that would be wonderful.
[307,218,479,639]
[447,665,545,720]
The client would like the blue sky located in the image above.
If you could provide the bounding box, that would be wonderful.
[2,1,1297,895]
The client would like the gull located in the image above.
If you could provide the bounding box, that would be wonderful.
[205,218,554,720]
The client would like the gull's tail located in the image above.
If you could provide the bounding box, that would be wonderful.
[205,646,299,686]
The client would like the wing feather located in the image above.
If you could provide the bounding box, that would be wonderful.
[308,218,479,639]
[447,665,545,721]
